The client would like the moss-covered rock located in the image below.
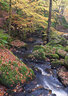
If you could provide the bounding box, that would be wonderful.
[29,49,46,61]
[11,40,27,48]
[56,49,67,58]
[0,48,34,88]
[51,59,64,68]
[65,46,68,52]
[46,54,59,59]
[64,55,68,68]
[33,45,46,51]
[33,45,59,60]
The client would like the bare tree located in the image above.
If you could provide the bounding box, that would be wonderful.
[47,0,52,43]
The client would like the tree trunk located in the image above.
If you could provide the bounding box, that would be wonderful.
[47,0,52,43]
[9,0,12,35]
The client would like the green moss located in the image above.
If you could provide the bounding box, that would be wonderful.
[51,59,64,68]
[65,46,68,52]
[31,49,46,60]
[33,45,46,51]
[0,29,12,47]
[65,55,68,67]
[0,60,34,88]
[47,54,59,59]
[56,49,67,58]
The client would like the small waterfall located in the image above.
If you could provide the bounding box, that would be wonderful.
[37,66,68,96]
[37,67,50,76]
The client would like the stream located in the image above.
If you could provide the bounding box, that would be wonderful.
[12,37,68,96]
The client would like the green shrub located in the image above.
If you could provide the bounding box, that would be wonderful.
[0,29,12,46]
[0,1,9,11]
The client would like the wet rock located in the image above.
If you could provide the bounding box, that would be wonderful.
[57,66,68,86]
[26,37,36,43]
[28,85,44,93]
[52,94,56,96]
[45,68,53,75]
[48,90,52,95]
[12,84,23,93]
[63,34,68,40]
[46,58,50,62]
[0,84,7,96]
[57,49,67,58]
[34,67,42,74]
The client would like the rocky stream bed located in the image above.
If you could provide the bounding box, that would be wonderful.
[10,36,68,96]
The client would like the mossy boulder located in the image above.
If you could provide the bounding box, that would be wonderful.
[64,55,68,68]
[33,45,46,51]
[46,54,59,59]
[51,59,64,68]
[0,48,34,88]
[29,49,46,61]
[56,49,67,58]
[65,46,68,52]
[33,45,59,60]
[11,40,27,48]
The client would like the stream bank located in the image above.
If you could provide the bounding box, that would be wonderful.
[11,36,68,96]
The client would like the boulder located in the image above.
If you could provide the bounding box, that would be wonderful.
[26,37,36,43]
[63,34,68,40]
[57,49,67,58]
[45,68,53,75]
[33,45,46,51]
[11,40,27,48]
[46,54,59,59]
[64,54,68,68]
[57,67,68,86]
[51,59,64,69]
[28,49,46,61]
[0,48,34,88]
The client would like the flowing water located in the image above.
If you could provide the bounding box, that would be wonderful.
[12,37,68,96]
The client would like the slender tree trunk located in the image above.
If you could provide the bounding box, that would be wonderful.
[9,0,12,35]
[47,0,52,43]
